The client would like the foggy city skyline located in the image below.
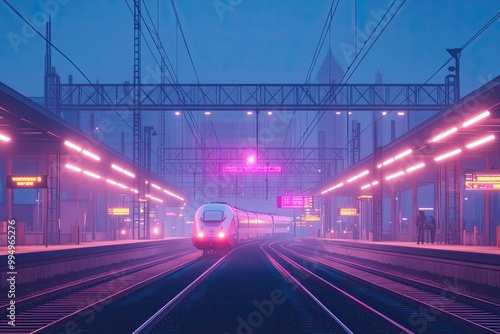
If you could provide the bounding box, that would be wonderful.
[1,0,499,97]
[1,0,499,219]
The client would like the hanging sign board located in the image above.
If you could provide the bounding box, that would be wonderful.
[465,171,500,190]
[6,175,48,188]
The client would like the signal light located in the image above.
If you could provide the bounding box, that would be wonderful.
[218,232,225,238]
[198,232,204,238]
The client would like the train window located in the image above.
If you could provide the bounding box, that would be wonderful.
[202,210,225,222]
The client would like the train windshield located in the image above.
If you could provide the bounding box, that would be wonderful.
[202,210,225,223]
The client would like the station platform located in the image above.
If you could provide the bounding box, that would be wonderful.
[0,237,187,255]
[305,238,500,255]
[296,238,500,288]
[0,238,194,287]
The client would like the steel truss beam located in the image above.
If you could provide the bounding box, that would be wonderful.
[59,83,453,111]
[161,147,345,174]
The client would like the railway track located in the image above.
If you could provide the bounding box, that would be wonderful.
[5,238,498,333]
[0,249,200,333]
[135,240,344,333]
[272,240,500,333]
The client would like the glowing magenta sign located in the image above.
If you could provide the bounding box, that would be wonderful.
[222,166,282,173]
[277,195,313,208]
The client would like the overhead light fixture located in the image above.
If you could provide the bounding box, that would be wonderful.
[406,163,425,172]
[111,164,135,178]
[465,135,495,149]
[164,189,185,201]
[64,140,82,152]
[346,176,358,183]
[82,150,100,161]
[386,171,404,180]
[432,127,457,142]
[462,110,490,128]
[394,149,412,160]
[0,133,11,142]
[357,170,369,177]
[65,164,81,172]
[434,148,462,162]
[83,170,101,179]
[382,157,395,166]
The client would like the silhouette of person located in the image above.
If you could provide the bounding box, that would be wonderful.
[416,210,426,245]
[429,215,437,244]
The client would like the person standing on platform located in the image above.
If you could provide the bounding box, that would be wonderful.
[416,210,426,245]
[429,215,437,244]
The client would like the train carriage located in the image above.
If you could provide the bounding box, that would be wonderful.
[191,202,291,254]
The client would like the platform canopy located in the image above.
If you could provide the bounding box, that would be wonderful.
[0,82,188,206]
[307,76,500,197]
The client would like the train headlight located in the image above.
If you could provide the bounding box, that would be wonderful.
[197,232,204,238]
[218,232,225,238]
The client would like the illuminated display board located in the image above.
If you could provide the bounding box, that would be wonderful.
[302,214,320,221]
[6,175,47,188]
[465,171,500,190]
[338,208,358,216]
[357,195,373,201]
[222,166,282,173]
[277,195,314,208]
[107,208,130,216]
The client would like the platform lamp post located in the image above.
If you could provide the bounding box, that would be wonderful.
[447,48,462,102]
[144,126,157,239]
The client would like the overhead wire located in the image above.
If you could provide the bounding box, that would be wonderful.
[288,0,406,162]
[350,9,500,155]
[168,0,222,147]
[282,0,340,146]
[126,0,208,148]
[2,0,137,136]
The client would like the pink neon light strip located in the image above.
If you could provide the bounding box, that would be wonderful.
[406,163,425,172]
[434,148,462,161]
[386,171,404,180]
[432,127,457,142]
[83,170,101,179]
[394,149,412,160]
[164,189,185,201]
[65,164,82,172]
[64,140,82,152]
[0,134,11,142]
[465,135,495,149]
[462,110,490,128]
[357,170,369,177]
[82,150,100,161]
[112,164,135,178]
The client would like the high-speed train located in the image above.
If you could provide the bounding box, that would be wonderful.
[191,202,291,254]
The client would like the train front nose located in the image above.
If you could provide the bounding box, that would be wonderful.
[193,229,229,249]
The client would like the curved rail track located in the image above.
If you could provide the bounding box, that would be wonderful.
[272,240,500,333]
